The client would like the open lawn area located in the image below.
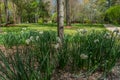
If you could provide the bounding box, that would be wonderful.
[1,23,105,34]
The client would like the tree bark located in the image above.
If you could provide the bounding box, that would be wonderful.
[57,0,64,40]
[65,0,71,26]
[4,0,9,25]
[0,0,1,27]
[108,0,111,8]
[13,3,16,24]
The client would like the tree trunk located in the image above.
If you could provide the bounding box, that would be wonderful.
[108,0,111,8]
[13,3,16,24]
[57,0,64,40]
[0,0,1,27]
[4,0,9,25]
[65,0,71,26]
[17,15,21,24]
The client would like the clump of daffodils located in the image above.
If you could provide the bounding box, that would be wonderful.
[54,43,60,49]
[3,32,7,34]
[25,36,35,45]
[76,29,87,34]
[81,29,87,34]
[25,39,30,45]
[54,37,62,49]
[21,30,24,33]
[113,28,119,33]
[56,37,61,43]
[76,29,81,33]
[30,36,34,41]
[117,32,120,39]
[39,31,43,34]
[94,39,99,43]
[22,28,27,30]
[118,33,120,36]
[80,54,88,59]
[36,36,39,41]
[104,32,111,39]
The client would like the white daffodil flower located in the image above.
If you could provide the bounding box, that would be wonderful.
[25,39,30,45]
[36,36,39,41]
[80,54,88,59]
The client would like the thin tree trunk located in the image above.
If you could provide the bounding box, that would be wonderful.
[13,3,16,24]
[108,0,111,8]
[0,0,1,27]
[65,0,71,26]
[4,0,9,25]
[57,0,64,40]
[17,15,21,24]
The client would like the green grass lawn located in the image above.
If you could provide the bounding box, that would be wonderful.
[1,23,105,34]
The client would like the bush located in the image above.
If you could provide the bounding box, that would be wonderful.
[51,13,57,23]
[38,18,44,24]
[105,5,120,24]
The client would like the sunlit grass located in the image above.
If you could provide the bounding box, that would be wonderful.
[1,23,106,34]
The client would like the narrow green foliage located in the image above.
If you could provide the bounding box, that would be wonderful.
[1,29,120,79]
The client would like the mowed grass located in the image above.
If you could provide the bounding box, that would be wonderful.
[1,23,105,34]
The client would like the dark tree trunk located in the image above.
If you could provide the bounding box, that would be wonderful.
[4,0,9,25]
[13,3,16,24]
[57,0,64,40]
[0,0,1,27]
[65,0,71,26]
[17,15,21,24]
[108,0,111,8]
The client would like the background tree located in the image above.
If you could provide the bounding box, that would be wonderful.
[0,0,1,27]
[4,0,10,25]
[65,0,71,26]
[57,0,64,40]
[107,0,111,8]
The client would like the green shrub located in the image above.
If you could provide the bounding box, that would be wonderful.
[105,5,120,24]
[38,18,44,24]
[51,13,57,23]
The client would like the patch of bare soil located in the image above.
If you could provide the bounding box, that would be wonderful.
[0,45,27,56]
[51,61,120,80]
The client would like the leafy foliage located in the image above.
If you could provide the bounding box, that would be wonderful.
[105,5,120,24]
[10,0,50,23]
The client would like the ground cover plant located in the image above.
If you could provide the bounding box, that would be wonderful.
[0,28,120,80]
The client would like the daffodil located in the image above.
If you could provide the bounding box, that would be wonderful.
[81,29,87,34]
[39,31,43,34]
[36,36,39,41]
[56,37,61,43]
[94,39,99,43]
[104,33,111,39]
[25,39,30,45]
[30,36,34,41]
[54,43,60,49]
[80,54,88,59]
[113,28,119,33]
[22,28,27,30]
